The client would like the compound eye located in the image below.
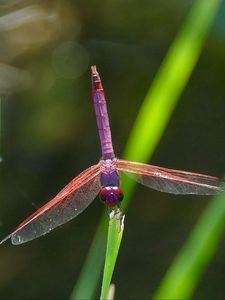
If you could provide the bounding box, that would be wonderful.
[114,186,124,202]
[99,186,124,207]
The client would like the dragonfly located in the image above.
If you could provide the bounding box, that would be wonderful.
[1,66,225,245]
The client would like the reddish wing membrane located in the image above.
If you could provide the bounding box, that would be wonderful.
[1,164,101,245]
[116,159,225,195]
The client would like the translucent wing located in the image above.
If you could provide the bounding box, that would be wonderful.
[116,159,225,195]
[1,164,101,245]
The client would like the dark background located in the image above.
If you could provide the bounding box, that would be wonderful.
[0,1,225,299]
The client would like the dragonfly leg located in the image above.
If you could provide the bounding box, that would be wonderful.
[107,206,116,219]
[107,204,123,220]
[117,201,123,212]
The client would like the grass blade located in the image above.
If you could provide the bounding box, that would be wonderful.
[124,0,223,163]
[100,213,124,300]
[153,194,225,299]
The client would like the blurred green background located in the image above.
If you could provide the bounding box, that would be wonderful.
[0,0,225,299]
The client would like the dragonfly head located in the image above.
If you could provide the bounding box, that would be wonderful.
[99,186,124,207]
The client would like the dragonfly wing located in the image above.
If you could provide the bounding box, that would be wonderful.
[1,164,101,245]
[116,159,225,195]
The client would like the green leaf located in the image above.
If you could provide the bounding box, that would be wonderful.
[100,211,124,300]
[122,0,223,207]
[153,194,225,299]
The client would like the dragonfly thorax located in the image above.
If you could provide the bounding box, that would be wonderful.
[99,186,124,207]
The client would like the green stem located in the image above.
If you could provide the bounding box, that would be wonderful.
[100,211,125,300]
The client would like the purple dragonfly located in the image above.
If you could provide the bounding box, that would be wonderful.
[1,66,225,245]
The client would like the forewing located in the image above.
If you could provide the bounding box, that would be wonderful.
[116,159,225,195]
[1,164,101,245]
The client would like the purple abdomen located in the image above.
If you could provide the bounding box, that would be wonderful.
[91,66,115,160]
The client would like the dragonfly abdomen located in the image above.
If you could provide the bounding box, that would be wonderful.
[91,66,115,160]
